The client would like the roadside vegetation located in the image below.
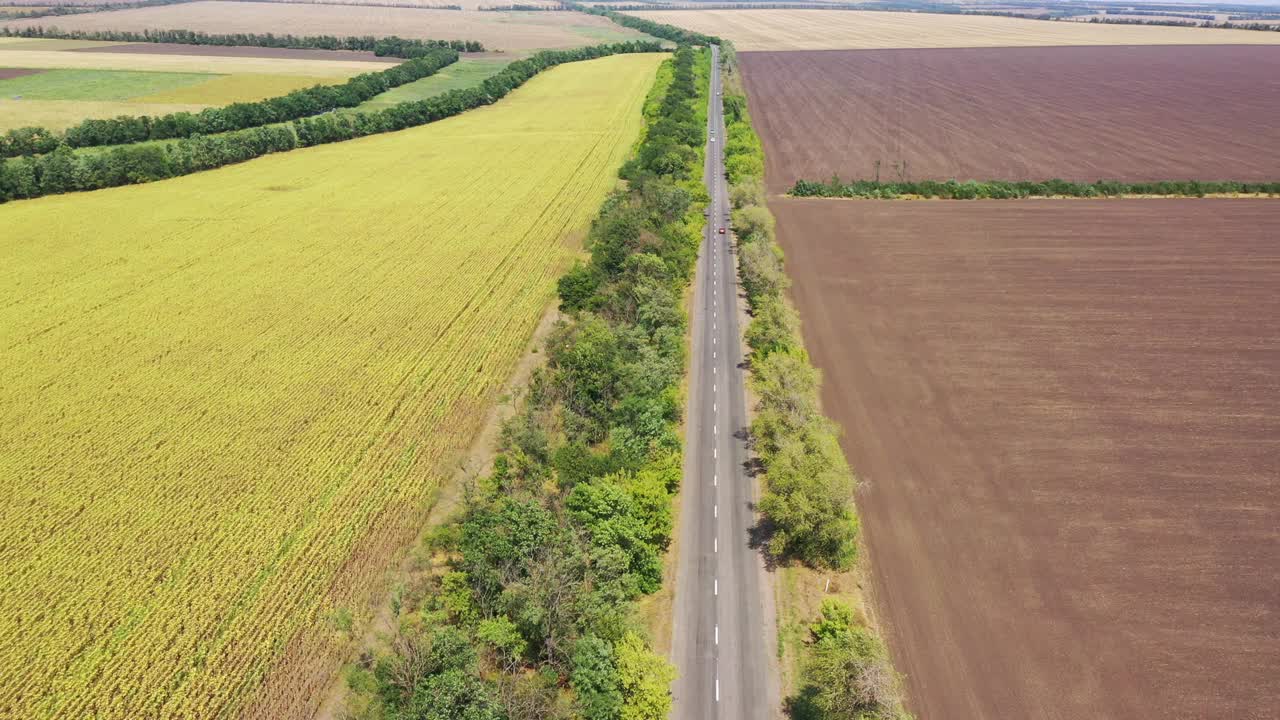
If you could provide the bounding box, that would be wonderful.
[335,44,712,720]
[719,42,911,720]
[791,176,1280,199]
[0,39,661,202]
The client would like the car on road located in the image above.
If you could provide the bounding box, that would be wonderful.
[718,227,726,235]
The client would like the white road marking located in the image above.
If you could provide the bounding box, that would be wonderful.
[713,401,717,413]
[714,424,718,436]
[714,504,718,518]
[714,578,718,596]
[714,537,718,552]
[713,446,718,459]
[716,676,720,703]
[715,625,719,645]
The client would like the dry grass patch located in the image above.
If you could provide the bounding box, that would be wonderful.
[625,8,1280,49]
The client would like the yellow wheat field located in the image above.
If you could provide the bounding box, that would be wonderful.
[625,8,1280,50]
[0,51,665,720]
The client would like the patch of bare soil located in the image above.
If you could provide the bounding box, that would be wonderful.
[0,67,45,79]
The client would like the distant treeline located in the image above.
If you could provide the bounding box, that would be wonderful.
[1079,15,1280,29]
[1106,9,1217,19]
[0,41,662,203]
[790,177,1280,199]
[0,26,485,53]
[476,3,566,10]
[569,1,723,44]
[1,47,459,156]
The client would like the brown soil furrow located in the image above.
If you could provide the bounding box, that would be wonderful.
[771,196,1280,720]
[740,46,1280,193]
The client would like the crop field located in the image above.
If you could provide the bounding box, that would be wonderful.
[265,0,563,7]
[0,98,209,130]
[625,8,1280,49]
[0,37,387,130]
[0,50,664,720]
[72,41,392,61]
[0,37,397,74]
[0,67,219,98]
[772,196,1280,720]
[2,1,655,50]
[344,56,510,112]
[738,45,1280,191]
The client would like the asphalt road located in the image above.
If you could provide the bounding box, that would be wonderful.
[671,44,777,720]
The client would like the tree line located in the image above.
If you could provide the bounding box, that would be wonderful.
[1105,9,1218,20]
[1,47,459,157]
[719,42,912,720]
[1078,15,1280,30]
[0,41,661,203]
[566,1,724,45]
[0,26,484,53]
[338,45,712,720]
[790,176,1280,199]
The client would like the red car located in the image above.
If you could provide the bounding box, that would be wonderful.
[717,227,726,235]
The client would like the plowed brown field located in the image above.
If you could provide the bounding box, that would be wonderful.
[741,45,1280,192]
[774,197,1280,720]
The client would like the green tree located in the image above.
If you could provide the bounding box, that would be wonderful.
[615,632,674,720]
[571,634,623,720]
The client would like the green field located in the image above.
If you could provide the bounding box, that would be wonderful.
[0,38,383,130]
[0,68,213,100]
[0,51,664,720]
[347,57,510,112]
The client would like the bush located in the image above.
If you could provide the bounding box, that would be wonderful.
[729,176,765,209]
[738,238,788,308]
[731,204,775,242]
[789,176,1280,200]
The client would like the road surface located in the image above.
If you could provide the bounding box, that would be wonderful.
[671,44,777,720]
